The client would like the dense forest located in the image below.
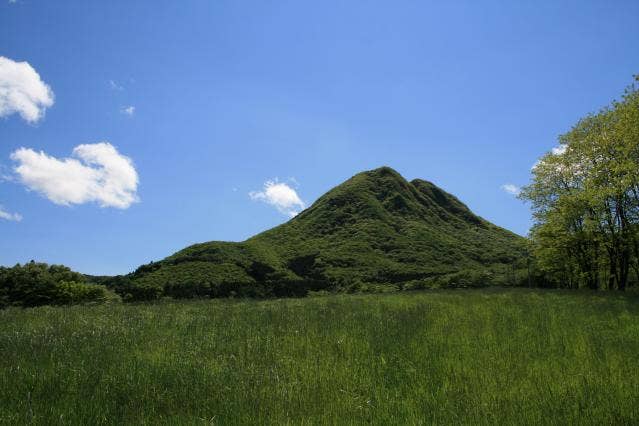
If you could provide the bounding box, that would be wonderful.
[1,76,638,308]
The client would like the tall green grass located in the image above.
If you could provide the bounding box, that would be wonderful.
[1,289,638,424]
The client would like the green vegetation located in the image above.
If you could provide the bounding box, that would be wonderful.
[0,262,120,308]
[112,167,527,301]
[3,78,639,423]
[0,168,530,307]
[521,76,639,290]
[1,289,638,424]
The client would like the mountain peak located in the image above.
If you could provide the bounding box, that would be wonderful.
[301,167,483,226]
[362,165,404,178]
[129,167,526,297]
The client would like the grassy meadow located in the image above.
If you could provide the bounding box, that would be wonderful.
[1,288,639,425]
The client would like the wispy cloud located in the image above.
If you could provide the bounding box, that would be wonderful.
[0,56,54,123]
[120,105,135,116]
[249,179,305,217]
[109,80,124,91]
[501,184,521,196]
[0,205,21,222]
[11,142,139,209]
[0,164,14,182]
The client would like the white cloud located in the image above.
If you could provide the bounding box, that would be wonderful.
[120,105,135,116]
[11,142,139,209]
[0,205,21,221]
[501,184,521,196]
[249,180,305,217]
[109,80,124,91]
[0,56,54,123]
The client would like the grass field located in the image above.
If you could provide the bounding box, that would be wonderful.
[1,289,639,425]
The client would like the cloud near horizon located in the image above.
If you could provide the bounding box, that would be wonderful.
[11,142,139,209]
[249,180,305,217]
[0,56,54,123]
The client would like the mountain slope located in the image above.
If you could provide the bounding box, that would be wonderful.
[123,167,527,299]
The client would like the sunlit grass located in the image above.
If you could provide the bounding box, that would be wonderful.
[1,288,638,424]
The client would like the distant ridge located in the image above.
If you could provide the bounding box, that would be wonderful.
[122,167,527,298]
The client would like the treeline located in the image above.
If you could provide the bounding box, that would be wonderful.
[100,274,329,301]
[521,76,639,290]
[102,251,532,301]
[1,261,530,308]
[0,262,120,308]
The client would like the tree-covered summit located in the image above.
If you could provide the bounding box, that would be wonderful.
[120,167,527,300]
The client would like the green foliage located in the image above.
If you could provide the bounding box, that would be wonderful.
[1,289,639,424]
[126,167,527,300]
[0,262,119,308]
[52,281,121,306]
[521,76,639,290]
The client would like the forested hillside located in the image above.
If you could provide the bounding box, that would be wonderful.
[114,167,527,300]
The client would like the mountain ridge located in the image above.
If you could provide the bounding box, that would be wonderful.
[116,167,527,299]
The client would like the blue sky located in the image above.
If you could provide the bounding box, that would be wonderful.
[1,1,638,275]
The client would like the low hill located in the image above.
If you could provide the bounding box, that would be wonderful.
[119,167,527,299]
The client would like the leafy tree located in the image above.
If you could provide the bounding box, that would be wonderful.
[0,261,119,307]
[52,281,121,305]
[521,76,639,290]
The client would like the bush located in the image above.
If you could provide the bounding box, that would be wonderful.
[164,281,212,299]
[434,270,493,289]
[402,279,434,291]
[122,283,164,302]
[1,262,82,307]
[52,281,121,305]
[0,262,120,308]
[359,283,400,293]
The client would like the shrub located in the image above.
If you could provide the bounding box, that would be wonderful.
[434,270,493,289]
[1,262,85,307]
[122,283,164,302]
[52,281,121,305]
[164,281,212,299]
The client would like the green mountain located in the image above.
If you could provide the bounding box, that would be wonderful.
[119,167,527,299]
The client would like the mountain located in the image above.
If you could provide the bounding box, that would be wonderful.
[117,167,527,299]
